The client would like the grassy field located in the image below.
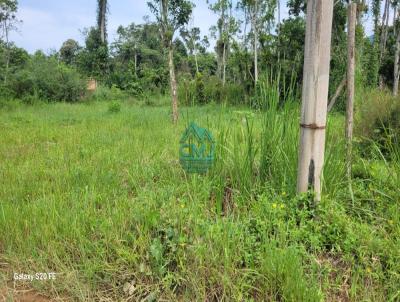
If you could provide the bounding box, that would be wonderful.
[0,99,399,301]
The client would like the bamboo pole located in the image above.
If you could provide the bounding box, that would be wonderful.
[346,3,357,200]
[346,3,357,175]
[297,0,334,202]
[394,9,400,96]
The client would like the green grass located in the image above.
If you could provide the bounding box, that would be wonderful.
[0,99,399,301]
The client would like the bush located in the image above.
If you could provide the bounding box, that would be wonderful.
[108,101,121,113]
[5,53,86,102]
[194,72,207,104]
[355,89,400,157]
[88,85,128,102]
[177,74,195,106]
[0,98,21,111]
[178,74,247,106]
[355,89,396,137]
[203,76,247,105]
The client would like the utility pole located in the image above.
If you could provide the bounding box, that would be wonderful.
[297,0,334,202]
[346,2,357,181]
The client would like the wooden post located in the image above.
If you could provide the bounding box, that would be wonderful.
[346,3,357,180]
[394,9,400,96]
[297,0,334,202]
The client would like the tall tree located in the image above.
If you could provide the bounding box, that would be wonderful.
[180,25,201,73]
[97,0,108,44]
[78,27,109,79]
[366,0,381,86]
[240,0,276,85]
[208,0,238,85]
[60,39,81,66]
[114,23,144,77]
[379,0,390,64]
[0,0,18,84]
[148,0,193,124]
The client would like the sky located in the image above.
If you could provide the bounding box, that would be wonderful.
[9,0,378,54]
[9,0,291,54]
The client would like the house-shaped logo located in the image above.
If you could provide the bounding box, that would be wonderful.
[179,122,215,173]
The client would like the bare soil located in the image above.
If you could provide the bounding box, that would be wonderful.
[1,286,53,302]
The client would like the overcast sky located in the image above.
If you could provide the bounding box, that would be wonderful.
[9,0,377,54]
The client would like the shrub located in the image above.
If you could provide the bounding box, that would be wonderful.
[355,89,400,158]
[0,98,21,111]
[355,89,396,138]
[178,74,248,106]
[108,101,121,113]
[194,72,207,104]
[6,54,86,102]
[88,85,128,102]
[177,76,195,106]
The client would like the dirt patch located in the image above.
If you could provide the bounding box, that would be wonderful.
[315,253,352,302]
[1,286,54,302]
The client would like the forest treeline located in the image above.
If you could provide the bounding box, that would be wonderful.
[1,0,400,109]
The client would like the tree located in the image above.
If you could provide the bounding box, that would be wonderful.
[77,27,109,79]
[239,0,276,85]
[0,0,19,84]
[148,0,193,124]
[60,39,81,65]
[370,0,381,86]
[180,25,201,73]
[114,23,144,77]
[287,0,306,16]
[379,0,390,68]
[97,0,108,44]
[275,17,305,87]
[208,0,238,86]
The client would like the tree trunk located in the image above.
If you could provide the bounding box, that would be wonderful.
[394,11,400,96]
[222,43,226,86]
[194,51,199,73]
[277,0,281,25]
[254,30,258,85]
[218,4,226,83]
[168,46,179,124]
[99,0,107,44]
[346,3,357,181]
[253,0,258,85]
[297,0,334,202]
[393,4,397,37]
[134,52,138,77]
[4,20,10,85]
[379,0,390,64]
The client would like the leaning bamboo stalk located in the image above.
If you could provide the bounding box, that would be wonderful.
[297,0,334,202]
[328,77,346,113]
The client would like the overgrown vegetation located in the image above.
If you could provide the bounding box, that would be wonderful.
[1,0,400,301]
[0,99,398,301]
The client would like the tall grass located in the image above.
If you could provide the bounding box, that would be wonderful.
[0,93,399,301]
[211,74,346,198]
